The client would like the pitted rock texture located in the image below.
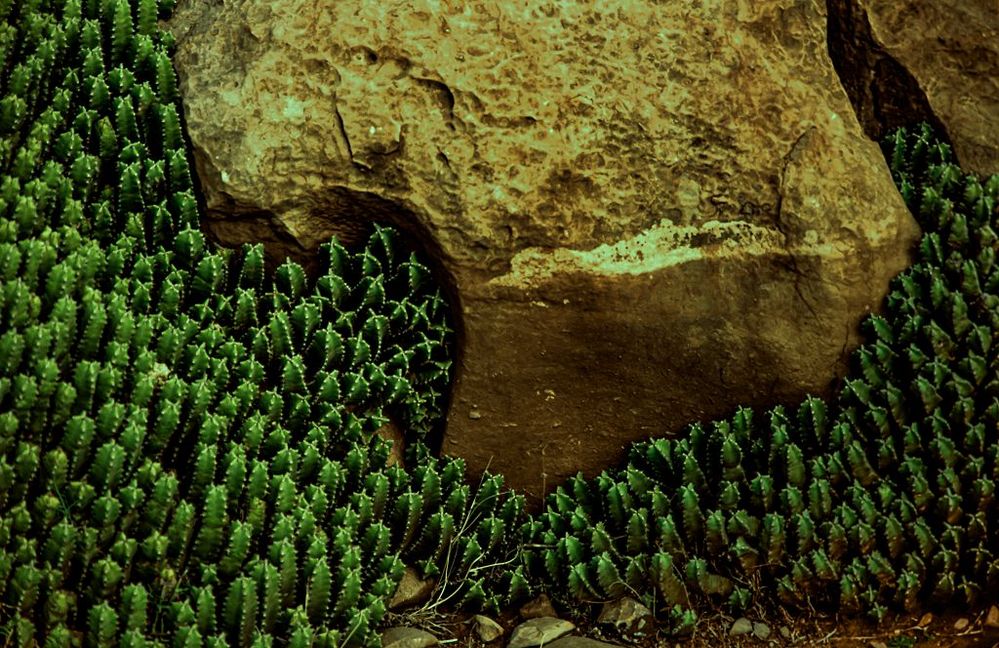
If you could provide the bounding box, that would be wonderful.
[829,0,999,175]
[169,0,919,502]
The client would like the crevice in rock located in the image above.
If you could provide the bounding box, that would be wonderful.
[825,0,955,155]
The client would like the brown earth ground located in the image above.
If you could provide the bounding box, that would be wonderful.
[388,602,999,648]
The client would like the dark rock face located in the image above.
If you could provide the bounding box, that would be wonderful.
[169,0,919,502]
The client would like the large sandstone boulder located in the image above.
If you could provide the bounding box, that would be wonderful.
[168,0,920,501]
[828,0,999,175]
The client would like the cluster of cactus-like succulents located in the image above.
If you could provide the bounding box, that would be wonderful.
[6,0,999,644]
[525,125,999,631]
[0,0,535,645]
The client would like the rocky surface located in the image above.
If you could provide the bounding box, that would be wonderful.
[596,598,652,635]
[169,0,920,500]
[519,594,558,620]
[545,639,619,648]
[398,605,999,648]
[388,567,436,610]
[381,627,439,648]
[473,615,505,643]
[508,618,576,648]
[834,0,999,176]
[728,618,753,637]
[752,621,771,640]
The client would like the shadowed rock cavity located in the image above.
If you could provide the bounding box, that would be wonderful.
[826,0,999,175]
[195,181,465,454]
[200,177,462,302]
[169,0,921,504]
[825,0,949,145]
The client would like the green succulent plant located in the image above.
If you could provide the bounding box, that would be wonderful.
[5,0,999,643]
[0,1,534,645]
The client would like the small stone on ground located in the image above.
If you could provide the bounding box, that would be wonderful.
[953,617,970,631]
[752,622,770,640]
[596,597,653,634]
[508,617,575,648]
[547,638,619,648]
[388,568,435,610]
[520,594,558,619]
[987,606,999,629]
[474,615,504,643]
[729,618,753,636]
[381,627,438,648]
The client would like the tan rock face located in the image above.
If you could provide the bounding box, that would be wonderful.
[865,1,999,175]
[828,0,999,176]
[169,0,919,502]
